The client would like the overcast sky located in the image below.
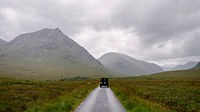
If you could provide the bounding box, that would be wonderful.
[0,0,200,67]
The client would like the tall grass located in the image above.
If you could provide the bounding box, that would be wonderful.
[0,77,98,112]
[111,81,173,112]
[110,74,200,112]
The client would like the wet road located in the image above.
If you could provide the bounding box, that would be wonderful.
[75,87,126,112]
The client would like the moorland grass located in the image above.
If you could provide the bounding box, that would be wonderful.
[0,77,98,112]
[111,70,200,112]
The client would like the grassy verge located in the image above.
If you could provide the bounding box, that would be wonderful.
[111,81,173,112]
[110,70,200,112]
[0,77,98,112]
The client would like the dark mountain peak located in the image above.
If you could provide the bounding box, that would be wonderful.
[54,28,61,31]
[39,28,60,31]
[16,28,64,38]
[32,28,64,37]
[2,28,103,67]
[7,28,69,47]
[39,28,62,33]
[6,28,74,51]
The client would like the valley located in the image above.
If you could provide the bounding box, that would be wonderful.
[0,28,199,112]
[0,1,199,112]
[0,69,199,112]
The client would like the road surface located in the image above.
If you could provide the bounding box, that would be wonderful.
[75,87,126,112]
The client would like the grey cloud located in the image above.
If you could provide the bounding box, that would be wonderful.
[112,0,200,43]
[0,0,199,66]
[180,31,200,57]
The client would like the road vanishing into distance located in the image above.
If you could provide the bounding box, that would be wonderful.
[75,87,126,112]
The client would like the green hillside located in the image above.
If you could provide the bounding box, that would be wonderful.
[149,69,200,80]
[0,53,121,80]
[0,61,117,80]
[111,69,200,112]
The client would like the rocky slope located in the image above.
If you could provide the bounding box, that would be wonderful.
[0,28,114,80]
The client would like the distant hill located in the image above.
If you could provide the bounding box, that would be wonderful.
[149,69,200,80]
[163,62,198,71]
[0,39,7,47]
[192,62,200,69]
[98,52,164,76]
[0,28,115,80]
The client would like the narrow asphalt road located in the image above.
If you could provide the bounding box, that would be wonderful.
[75,87,126,112]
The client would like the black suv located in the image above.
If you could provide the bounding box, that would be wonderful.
[100,78,109,88]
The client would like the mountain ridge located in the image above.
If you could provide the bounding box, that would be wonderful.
[2,28,102,66]
[192,62,200,69]
[0,28,115,80]
[162,62,198,71]
[98,52,164,76]
[0,39,7,47]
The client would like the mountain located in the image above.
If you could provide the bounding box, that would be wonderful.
[98,52,164,76]
[0,39,7,47]
[0,28,115,80]
[163,62,198,71]
[192,62,200,69]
